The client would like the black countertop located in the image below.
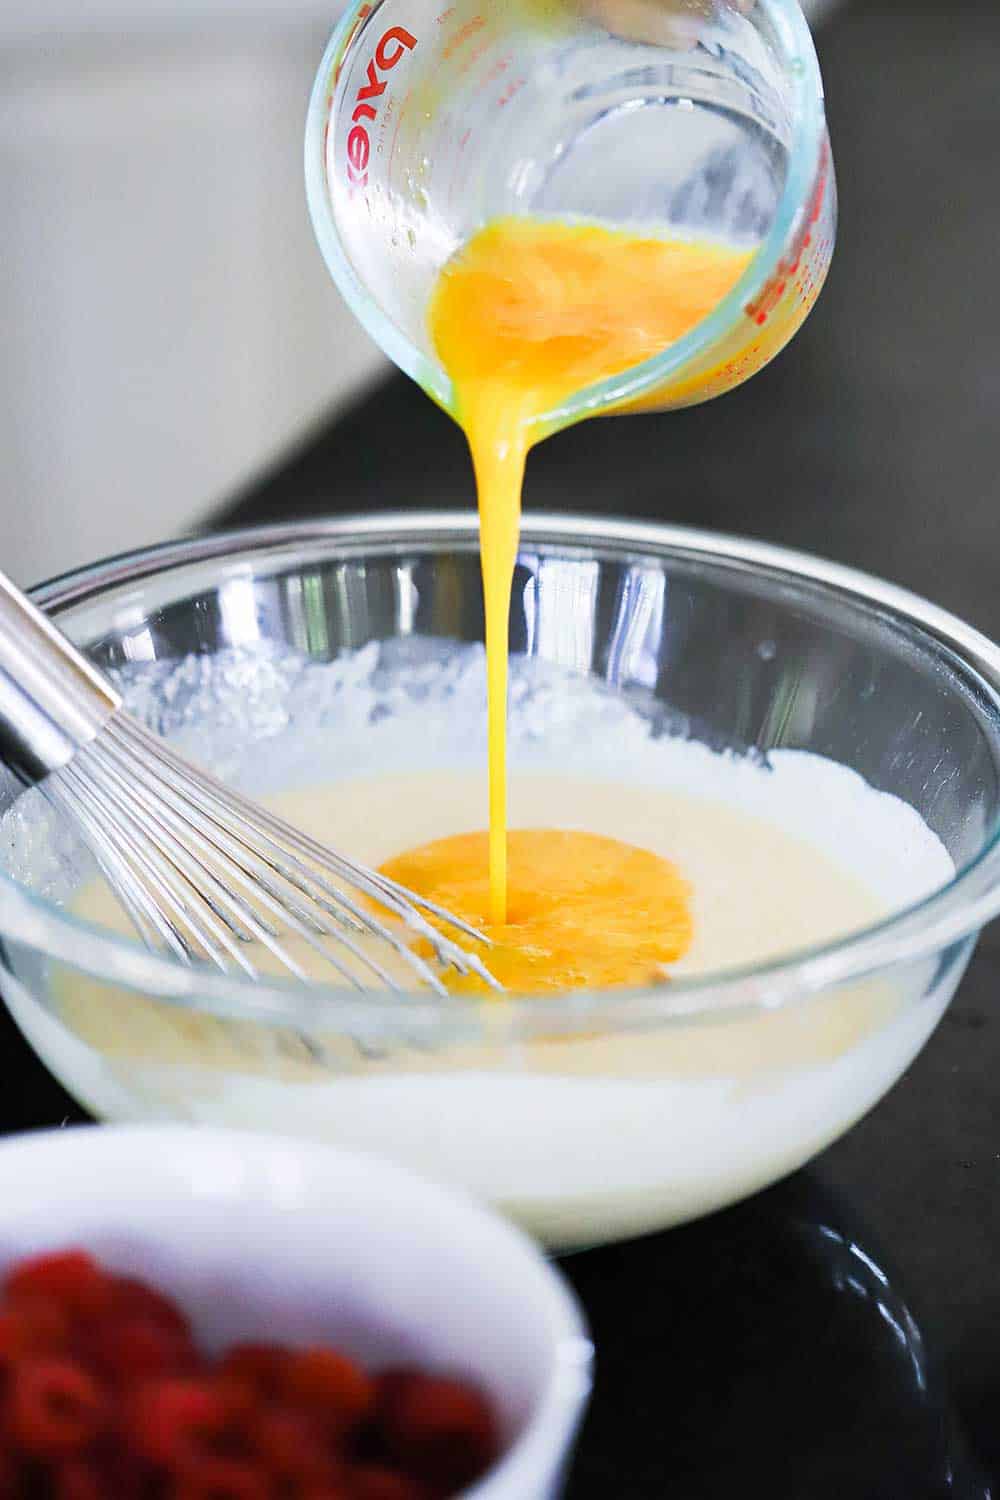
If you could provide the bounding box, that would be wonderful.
[4,0,1000,1495]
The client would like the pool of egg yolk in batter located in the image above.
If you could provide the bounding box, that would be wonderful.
[378,218,753,995]
[380,829,694,995]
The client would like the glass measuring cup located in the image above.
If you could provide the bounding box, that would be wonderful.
[305,0,835,434]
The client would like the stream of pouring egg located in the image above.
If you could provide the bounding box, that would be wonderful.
[383,217,752,991]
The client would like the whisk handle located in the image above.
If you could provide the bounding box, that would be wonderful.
[0,570,120,784]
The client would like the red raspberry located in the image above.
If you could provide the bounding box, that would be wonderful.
[110,1276,192,1340]
[169,1456,271,1500]
[89,1316,197,1385]
[218,1344,289,1401]
[253,1405,338,1486]
[350,1466,429,1500]
[130,1376,230,1466]
[0,1452,19,1500]
[0,1251,500,1500]
[0,1297,72,1360]
[376,1371,497,1491]
[283,1348,375,1434]
[5,1251,110,1321]
[373,1370,412,1414]
[7,1357,106,1454]
[0,1303,72,1375]
[54,1459,105,1500]
[208,1375,259,1431]
[90,1443,154,1500]
[0,1314,18,1373]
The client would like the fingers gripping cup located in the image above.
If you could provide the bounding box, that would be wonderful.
[305,0,835,432]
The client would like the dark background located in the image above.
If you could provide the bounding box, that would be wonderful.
[5,0,1000,1494]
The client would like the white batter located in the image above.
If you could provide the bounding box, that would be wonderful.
[245,768,886,979]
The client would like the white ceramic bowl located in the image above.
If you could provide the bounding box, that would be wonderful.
[0,1126,592,1498]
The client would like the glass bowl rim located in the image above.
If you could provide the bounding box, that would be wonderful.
[6,511,1000,1042]
[303,0,829,427]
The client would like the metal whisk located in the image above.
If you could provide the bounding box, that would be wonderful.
[0,572,498,996]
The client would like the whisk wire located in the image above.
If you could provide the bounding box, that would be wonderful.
[79,734,396,991]
[0,564,500,995]
[53,768,193,964]
[57,758,263,976]
[104,720,452,993]
[54,772,223,968]
[114,717,500,991]
[45,713,500,995]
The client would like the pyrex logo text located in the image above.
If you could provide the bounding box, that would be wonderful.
[346,25,418,189]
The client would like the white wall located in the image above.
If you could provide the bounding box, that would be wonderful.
[0,17,388,587]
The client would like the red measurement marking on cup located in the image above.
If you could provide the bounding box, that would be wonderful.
[455,37,491,79]
[445,121,473,213]
[480,49,525,109]
[345,23,418,191]
[326,5,374,174]
[442,14,485,59]
[745,137,831,327]
[497,76,527,108]
[387,94,407,178]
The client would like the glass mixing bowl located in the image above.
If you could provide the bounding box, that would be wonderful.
[2,514,1000,1252]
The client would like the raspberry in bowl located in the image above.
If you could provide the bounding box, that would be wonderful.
[0,1127,592,1499]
